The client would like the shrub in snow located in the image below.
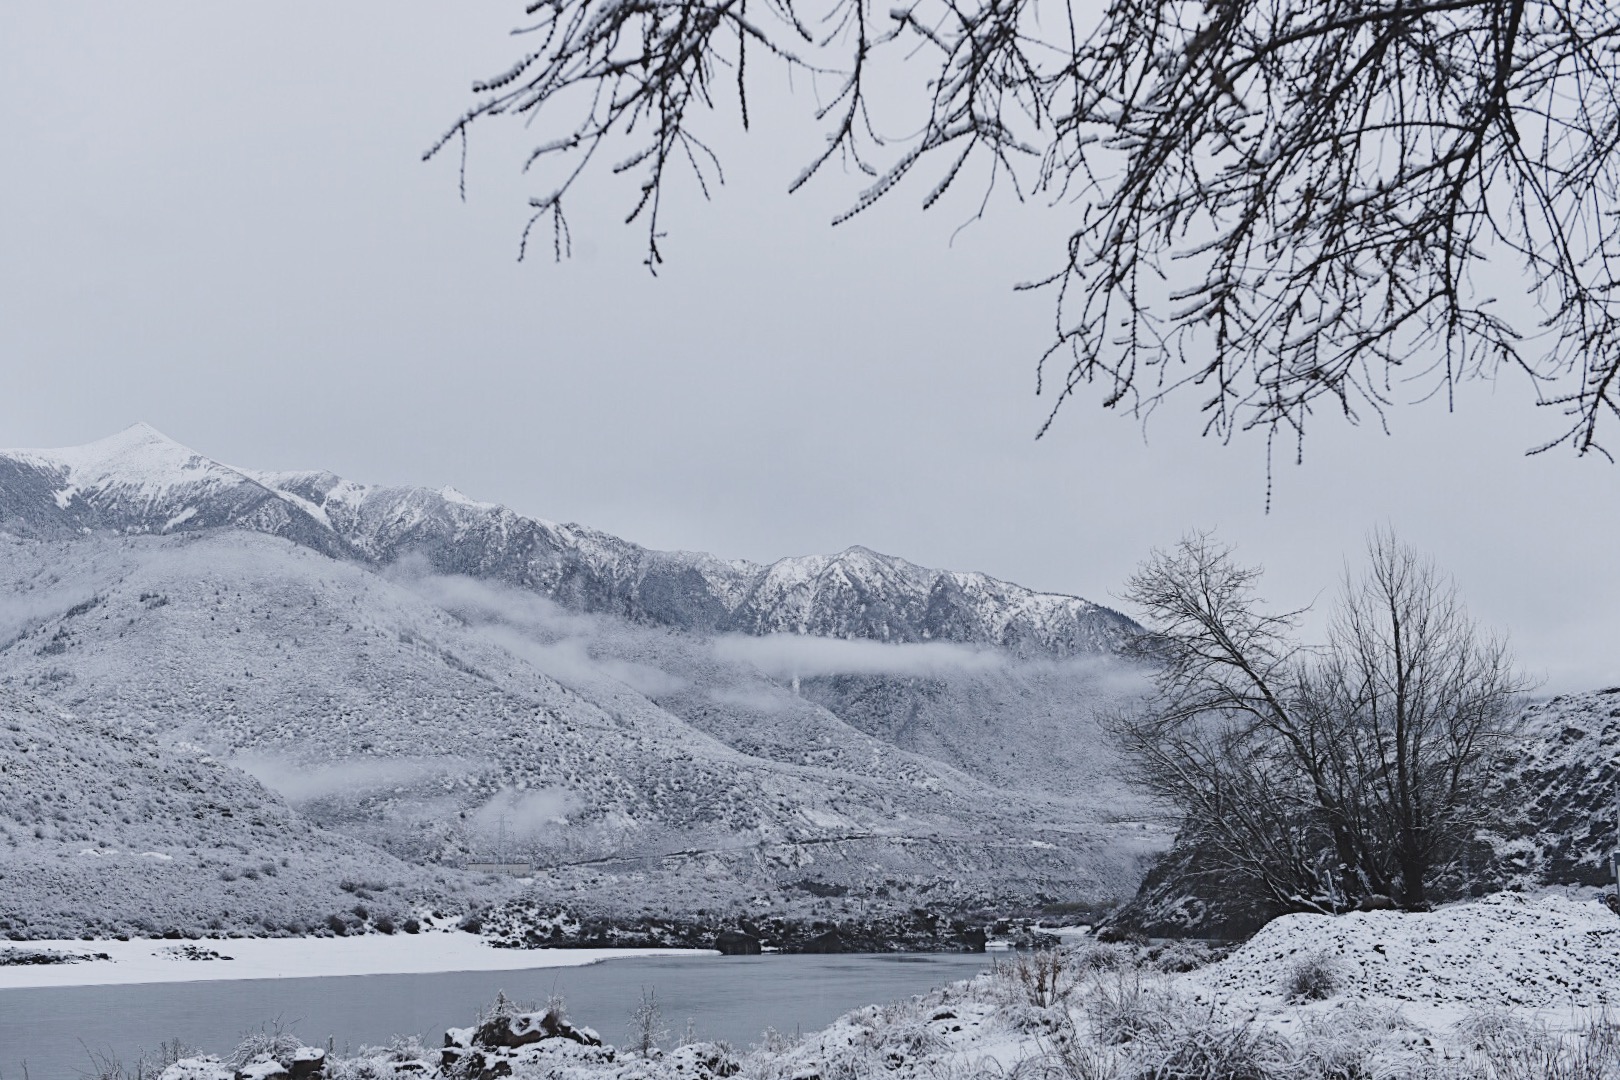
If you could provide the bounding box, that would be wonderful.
[1147,941,1222,974]
[231,1024,306,1070]
[1085,973,1178,1047]
[1025,1042,1121,1080]
[1127,1010,1292,1080]
[994,949,1077,1008]
[1283,952,1340,1002]
[1457,1012,1620,1080]
[325,1038,434,1080]
[1454,1005,1544,1052]
[1295,1003,1435,1078]
[1069,941,1138,975]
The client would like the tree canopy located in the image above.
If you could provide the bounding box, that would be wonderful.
[430,0,1620,463]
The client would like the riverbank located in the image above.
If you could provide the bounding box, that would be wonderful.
[0,932,709,989]
[128,892,1620,1080]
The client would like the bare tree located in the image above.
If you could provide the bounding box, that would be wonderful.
[430,0,1620,462]
[1314,532,1526,907]
[1113,531,1526,912]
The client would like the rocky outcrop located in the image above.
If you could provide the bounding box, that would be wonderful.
[443,1005,611,1080]
[712,930,762,955]
[157,1049,322,1080]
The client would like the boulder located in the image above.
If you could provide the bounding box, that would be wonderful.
[234,1058,288,1080]
[158,1058,235,1080]
[799,928,846,953]
[954,927,988,952]
[471,1008,603,1049]
[289,1047,325,1080]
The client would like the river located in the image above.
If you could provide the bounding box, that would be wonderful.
[0,952,994,1080]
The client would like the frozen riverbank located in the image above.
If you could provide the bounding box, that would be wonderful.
[123,893,1619,1080]
[0,932,707,988]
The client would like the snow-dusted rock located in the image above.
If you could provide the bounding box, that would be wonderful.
[158,1057,236,1080]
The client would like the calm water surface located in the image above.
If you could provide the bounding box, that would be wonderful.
[0,952,993,1080]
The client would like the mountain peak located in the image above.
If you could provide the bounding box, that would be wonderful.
[6,423,219,493]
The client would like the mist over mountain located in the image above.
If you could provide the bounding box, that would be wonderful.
[0,426,1161,938]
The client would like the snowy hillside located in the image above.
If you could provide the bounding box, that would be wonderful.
[0,689,468,939]
[1477,687,1620,889]
[0,429,1163,936]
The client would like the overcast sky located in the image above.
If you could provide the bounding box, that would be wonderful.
[2,3,1616,692]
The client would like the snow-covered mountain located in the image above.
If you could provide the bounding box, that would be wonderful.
[0,425,349,560]
[0,425,1134,654]
[0,426,1159,937]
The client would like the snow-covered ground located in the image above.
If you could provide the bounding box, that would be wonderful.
[1184,891,1620,1029]
[0,932,710,989]
[152,894,1616,1079]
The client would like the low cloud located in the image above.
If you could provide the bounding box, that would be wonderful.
[707,684,799,714]
[484,627,688,696]
[714,633,1007,679]
[232,753,475,803]
[466,786,578,850]
[385,561,687,697]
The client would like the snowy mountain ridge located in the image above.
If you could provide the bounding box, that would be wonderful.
[0,425,1134,655]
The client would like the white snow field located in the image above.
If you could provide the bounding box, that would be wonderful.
[1186,891,1620,1021]
[0,933,707,989]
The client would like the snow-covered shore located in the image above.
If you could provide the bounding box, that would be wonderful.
[0,932,711,989]
[171,893,1612,1080]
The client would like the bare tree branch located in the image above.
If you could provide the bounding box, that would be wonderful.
[434,0,1620,463]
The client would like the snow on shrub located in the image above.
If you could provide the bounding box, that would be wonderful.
[1283,952,1340,1002]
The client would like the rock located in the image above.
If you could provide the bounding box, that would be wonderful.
[665,1043,741,1078]
[955,927,987,952]
[799,928,846,953]
[234,1057,288,1080]
[289,1047,325,1080]
[158,1058,236,1080]
[472,1008,603,1049]
[713,930,762,955]
[445,1010,613,1080]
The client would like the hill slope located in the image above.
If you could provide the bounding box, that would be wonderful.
[0,428,1164,933]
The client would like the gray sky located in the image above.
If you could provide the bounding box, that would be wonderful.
[2,2,1616,692]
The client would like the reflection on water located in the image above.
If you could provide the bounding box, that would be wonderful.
[1,952,993,1080]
